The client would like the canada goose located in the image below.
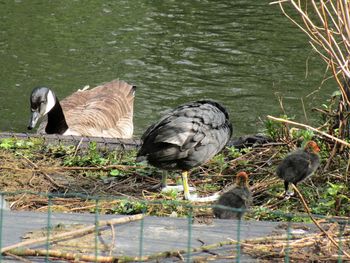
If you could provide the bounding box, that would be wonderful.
[28,80,136,138]
[213,171,252,219]
[276,141,320,197]
[136,100,233,202]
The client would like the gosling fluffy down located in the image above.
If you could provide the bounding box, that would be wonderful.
[214,172,252,219]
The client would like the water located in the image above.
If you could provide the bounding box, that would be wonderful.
[0,0,335,138]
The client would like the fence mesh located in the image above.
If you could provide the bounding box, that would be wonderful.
[0,191,348,262]
[0,133,348,262]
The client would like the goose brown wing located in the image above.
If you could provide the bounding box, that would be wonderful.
[61,80,135,138]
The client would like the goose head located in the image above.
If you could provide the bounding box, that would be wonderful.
[304,140,320,154]
[28,87,57,130]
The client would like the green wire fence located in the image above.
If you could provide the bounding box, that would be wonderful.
[0,191,348,263]
[0,134,348,262]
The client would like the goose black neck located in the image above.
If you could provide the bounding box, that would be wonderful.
[45,98,69,134]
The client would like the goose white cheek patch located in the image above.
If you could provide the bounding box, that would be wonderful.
[44,90,56,115]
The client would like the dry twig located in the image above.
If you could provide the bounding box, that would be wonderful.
[267,115,350,147]
[1,214,143,253]
[19,154,63,189]
[271,0,350,153]
[291,184,350,258]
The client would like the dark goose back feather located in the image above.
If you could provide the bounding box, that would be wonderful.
[137,100,232,170]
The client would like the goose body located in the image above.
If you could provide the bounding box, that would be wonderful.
[214,172,252,219]
[276,141,320,196]
[136,100,232,201]
[28,80,136,138]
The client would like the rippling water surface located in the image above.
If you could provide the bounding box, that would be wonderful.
[0,0,335,137]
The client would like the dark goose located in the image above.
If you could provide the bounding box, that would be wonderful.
[136,100,232,202]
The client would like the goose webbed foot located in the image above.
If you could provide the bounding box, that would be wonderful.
[181,171,220,202]
[160,171,196,192]
[282,181,295,199]
[284,190,295,199]
[161,185,196,193]
[185,192,220,203]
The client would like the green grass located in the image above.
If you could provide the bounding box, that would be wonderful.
[0,121,349,222]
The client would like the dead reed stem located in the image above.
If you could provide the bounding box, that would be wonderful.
[2,252,33,263]
[19,153,63,189]
[5,249,117,263]
[5,220,350,262]
[272,0,350,83]
[271,0,350,153]
[267,115,350,147]
[1,214,143,253]
[291,184,350,258]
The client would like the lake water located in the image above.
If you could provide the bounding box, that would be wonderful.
[0,0,335,138]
